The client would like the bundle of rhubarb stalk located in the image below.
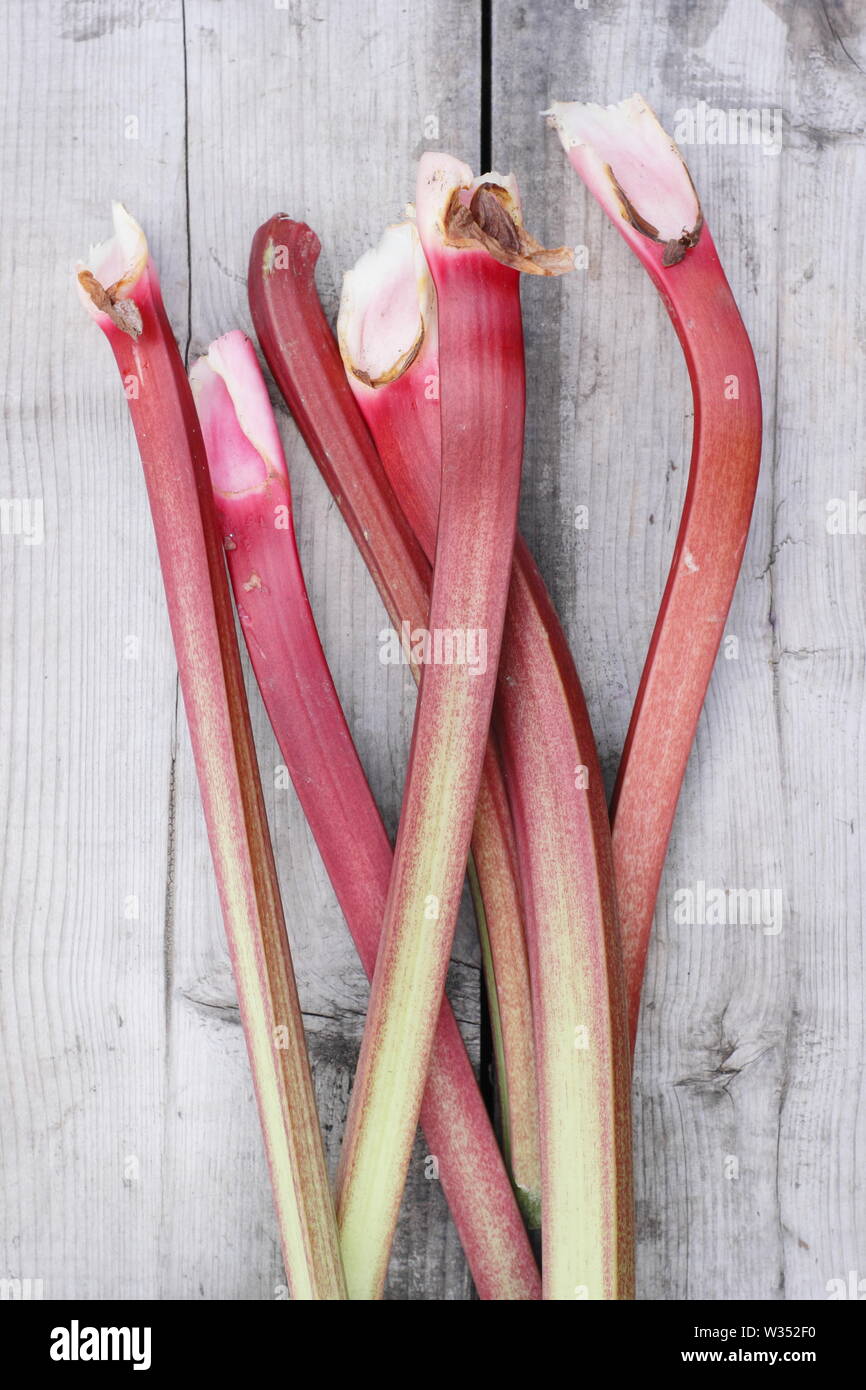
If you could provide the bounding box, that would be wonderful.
[76,97,760,1300]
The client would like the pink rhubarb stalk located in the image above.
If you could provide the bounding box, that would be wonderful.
[190,330,540,1300]
[248,213,543,1280]
[340,220,634,1299]
[332,154,569,1296]
[338,221,541,1225]
[548,97,762,1044]
[77,207,346,1300]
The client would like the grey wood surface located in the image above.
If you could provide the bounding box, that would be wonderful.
[0,0,863,1301]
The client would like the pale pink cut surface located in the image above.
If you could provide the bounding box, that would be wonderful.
[338,222,433,387]
[190,332,284,496]
[547,95,700,244]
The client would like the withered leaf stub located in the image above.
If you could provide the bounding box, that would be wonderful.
[661,228,703,266]
[469,185,522,253]
[444,183,573,277]
[78,268,143,339]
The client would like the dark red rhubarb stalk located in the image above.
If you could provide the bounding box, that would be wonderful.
[76,206,345,1300]
[340,220,633,1299]
[330,155,569,1296]
[548,97,762,1044]
[190,330,540,1300]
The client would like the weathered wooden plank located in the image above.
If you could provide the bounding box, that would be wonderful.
[0,0,190,1298]
[768,0,866,1299]
[493,0,865,1301]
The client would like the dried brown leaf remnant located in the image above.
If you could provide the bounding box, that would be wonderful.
[78,268,143,338]
[444,184,573,277]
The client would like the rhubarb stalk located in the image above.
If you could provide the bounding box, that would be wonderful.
[548,97,762,1043]
[248,215,543,1254]
[340,220,634,1298]
[333,155,568,1296]
[338,221,540,1224]
[190,330,540,1300]
[77,207,346,1300]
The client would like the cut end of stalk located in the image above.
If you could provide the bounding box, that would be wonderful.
[190,330,288,497]
[76,201,147,337]
[337,222,435,389]
[416,152,573,276]
[546,94,702,263]
[259,216,322,281]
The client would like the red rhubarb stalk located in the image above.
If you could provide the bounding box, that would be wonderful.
[338,221,541,1224]
[76,206,345,1299]
[331,155,569,1296]
[190,330,540,1300]
[548,97,762,1044]
[340,220,634,1299]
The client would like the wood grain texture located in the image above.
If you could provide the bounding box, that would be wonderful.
[1,0,863,1302]
[493,0,865,1300]
[0,0,478,1301]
